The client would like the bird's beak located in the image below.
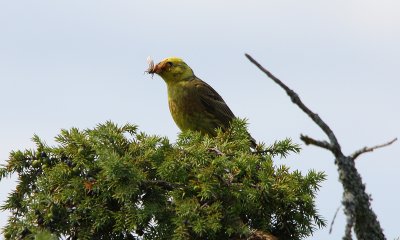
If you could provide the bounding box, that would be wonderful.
[152,63,162,74]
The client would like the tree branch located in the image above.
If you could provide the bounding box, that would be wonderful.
[342,191,356,240]
[245,53,342,156]
[208,147,225,156]
[350,138,397,160]
[300,134,333,151]
[245,53,390,240]
[329,205,341,234]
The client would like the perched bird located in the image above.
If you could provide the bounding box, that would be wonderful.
[147,57,256,148]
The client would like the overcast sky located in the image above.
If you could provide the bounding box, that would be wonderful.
[1,1,399,239]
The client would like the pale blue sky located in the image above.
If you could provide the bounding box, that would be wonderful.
[1,1,399,239]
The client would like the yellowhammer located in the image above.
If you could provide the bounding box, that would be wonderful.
[147,57,256,148]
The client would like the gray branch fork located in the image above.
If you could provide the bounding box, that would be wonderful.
[245,53,396,240]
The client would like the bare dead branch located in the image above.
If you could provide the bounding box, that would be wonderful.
[245,53,342,155]
[344,215,354,240]
[245,53,388,240]
[329,205,342,234]
[350,138,397,160]
[208,147,225,156]
[300,134,333,151]
[343,191,356,240]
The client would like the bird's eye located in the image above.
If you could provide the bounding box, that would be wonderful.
[166,61,173,67]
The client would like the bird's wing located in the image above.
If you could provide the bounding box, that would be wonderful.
[194,78,257,148]
[194,79,236,128]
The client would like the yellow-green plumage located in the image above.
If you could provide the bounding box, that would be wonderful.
[148,57,255,147]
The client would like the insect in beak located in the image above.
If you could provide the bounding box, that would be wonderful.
[146,56,155,76]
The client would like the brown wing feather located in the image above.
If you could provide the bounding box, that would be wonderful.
[193,78,257,148]
[193,78,235,129]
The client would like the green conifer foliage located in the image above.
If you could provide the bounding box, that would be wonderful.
[0,120,325,239]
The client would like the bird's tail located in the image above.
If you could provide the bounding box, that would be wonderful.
[249,134,257,149]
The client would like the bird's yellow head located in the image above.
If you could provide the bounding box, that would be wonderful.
[147,57,195,84]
